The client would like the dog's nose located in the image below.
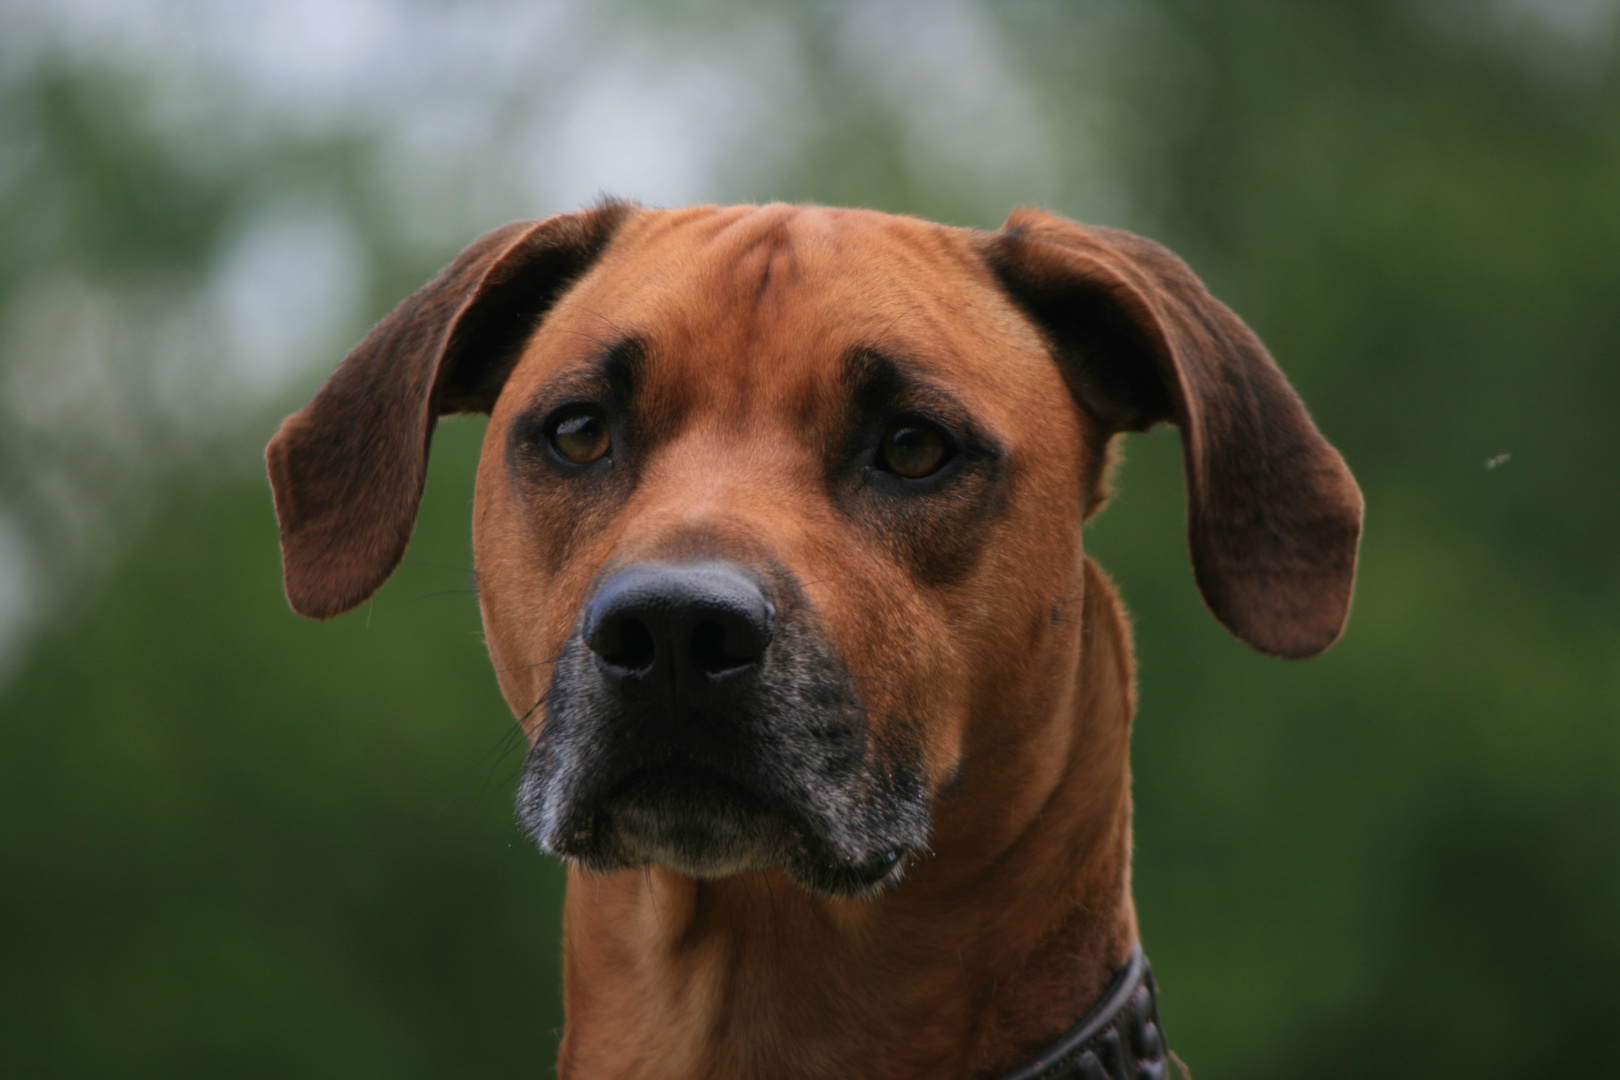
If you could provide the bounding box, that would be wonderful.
[583,564,773,693]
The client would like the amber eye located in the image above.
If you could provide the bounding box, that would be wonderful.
[878,421,950,479]
[548,407,611,464]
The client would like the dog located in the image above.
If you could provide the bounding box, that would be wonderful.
[267,201,1361,1080]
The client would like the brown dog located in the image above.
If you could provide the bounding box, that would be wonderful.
[267,202,1361,1080]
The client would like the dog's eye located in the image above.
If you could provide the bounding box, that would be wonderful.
[878,420,951,479]
[549,406,611,464]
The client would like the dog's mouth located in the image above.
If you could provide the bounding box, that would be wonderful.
[560,760,911,894]
[595,761,794,878]
[516,561,934,899]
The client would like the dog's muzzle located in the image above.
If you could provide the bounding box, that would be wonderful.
[515,561,932,897]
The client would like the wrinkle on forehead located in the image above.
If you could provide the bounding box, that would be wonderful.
[635,210,968,386]
[514,205,1064,453]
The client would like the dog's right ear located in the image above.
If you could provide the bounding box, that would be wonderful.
[985,208,1362,659]
[267,202,633,619]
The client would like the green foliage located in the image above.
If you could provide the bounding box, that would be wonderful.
[0,421,568,1077]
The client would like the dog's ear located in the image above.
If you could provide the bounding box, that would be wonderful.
[985,207,1362,659]
[267,202,633,619]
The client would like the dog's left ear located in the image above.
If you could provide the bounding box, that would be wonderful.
[267,201,633,620]
[985,207,1362,659]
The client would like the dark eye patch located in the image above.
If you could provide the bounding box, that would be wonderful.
[503,337,652,567]
[833,348,996,484]
[832,347,1009,587]
[508,336,646,474]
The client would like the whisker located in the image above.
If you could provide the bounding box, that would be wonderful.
[797,577,848,589]
[568,303,634,342]
[439,701,546,813]
[515,690,552,728]
[550,560,610,586]
[871,298,934,351]
[490,653,564,675]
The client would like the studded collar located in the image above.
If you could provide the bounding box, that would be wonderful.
[995,944,1172,1080]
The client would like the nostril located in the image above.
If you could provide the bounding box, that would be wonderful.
[592,617,656,672]
[582,563,773,687]
[689,618,759,676]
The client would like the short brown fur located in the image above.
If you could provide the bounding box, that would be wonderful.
[268,202,1361,1080]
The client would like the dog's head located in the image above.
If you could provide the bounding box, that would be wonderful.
[268,202,1361,898]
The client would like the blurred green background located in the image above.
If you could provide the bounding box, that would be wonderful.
[2,1,1617,1076]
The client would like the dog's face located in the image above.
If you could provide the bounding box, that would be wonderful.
[267,202,1361,898]
[479,207,1092,894]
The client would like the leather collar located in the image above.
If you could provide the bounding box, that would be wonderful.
[996,944,1171,1080]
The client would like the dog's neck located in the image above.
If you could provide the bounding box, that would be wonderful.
[555,557,1139,1080]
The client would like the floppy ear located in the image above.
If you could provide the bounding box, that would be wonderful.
[985,207,1363,659]
[267,201,633,619]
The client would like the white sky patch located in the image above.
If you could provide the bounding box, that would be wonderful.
[1421,0,1620,88]
[1,275,148,462]
[1495,0,1619,84]
[535,27,804,209]
[838,0,1064,212]
[210,203,369,399]
[540,59,738,208]
[0,512,40,684]
[217,0,395,108]
[1494,0,1619,42]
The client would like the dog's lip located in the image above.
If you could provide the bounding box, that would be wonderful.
[830,851,909,894]
[600,757,775,814]
[588,760,913,886]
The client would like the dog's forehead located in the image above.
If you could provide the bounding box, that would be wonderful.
[507,204,1059,423]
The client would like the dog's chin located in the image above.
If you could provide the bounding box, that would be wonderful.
[600,770,796,878]
[563,767,911,898]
